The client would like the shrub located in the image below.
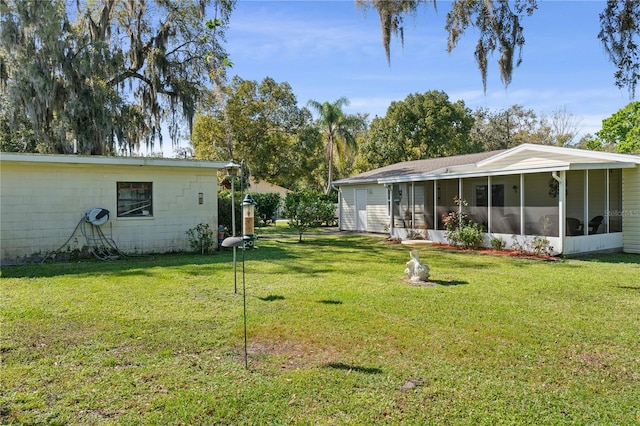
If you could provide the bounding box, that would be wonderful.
[442,196,484,249]
[531,236,554,256]
[284,190,334,242]
[251,192,281,226]
[490,237,506,250]
[186,223,215,254]
[457,222,484,249]
[511,235,555,256]
[218,190,241,236]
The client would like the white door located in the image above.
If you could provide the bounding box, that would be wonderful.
[356,189,367,231]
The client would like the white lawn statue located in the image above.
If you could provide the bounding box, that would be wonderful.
[405,249,430,283]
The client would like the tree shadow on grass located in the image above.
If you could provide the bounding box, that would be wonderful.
[429,279,468,286]
[257,295,285,301]
[568,253,640,264]
[318,299,342,305]
[325,362,382,375]
[1,244,296,278]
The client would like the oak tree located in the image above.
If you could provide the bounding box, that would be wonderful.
[357,0,639,95]
[192,76,323,189]
[358,90,475,169]
[0,0,233,155]
[596,101,640,153]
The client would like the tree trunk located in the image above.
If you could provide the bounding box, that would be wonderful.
[325,134,334,195]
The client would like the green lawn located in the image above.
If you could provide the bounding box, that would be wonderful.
[2,232,639,425]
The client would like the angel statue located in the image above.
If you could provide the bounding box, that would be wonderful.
[404,249,430,283]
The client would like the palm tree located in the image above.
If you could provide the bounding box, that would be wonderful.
[307,97,360,195]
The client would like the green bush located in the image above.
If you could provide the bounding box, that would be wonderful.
[531,235,554,256]
[284,190,334,242]
[218,190,241,236]
[490,236,506,250]
[442,196,484,249]
[185,223,215,254]
[251,192,281,226]
[457,222,484,249]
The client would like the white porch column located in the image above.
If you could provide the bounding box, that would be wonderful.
[558,171,566,253]
[519,174,525,235]
[487,175,492,233]
[433,180,438,230]
[458,179,463,215]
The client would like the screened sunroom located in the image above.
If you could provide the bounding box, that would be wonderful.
[335,144,640,255]
[385,168,624,254]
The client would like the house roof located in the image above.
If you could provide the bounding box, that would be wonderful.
[0,152,228,169]
[334,144,640,186]
[334,150,504,185]
[248,177,293,195]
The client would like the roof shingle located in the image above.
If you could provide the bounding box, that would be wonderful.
[335,150,505,185]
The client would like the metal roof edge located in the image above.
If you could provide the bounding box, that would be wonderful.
[333,178,379,186]
[0,152,227,169]
[568,162,637,170]
[477,143,640,167]
[377,165,572,183]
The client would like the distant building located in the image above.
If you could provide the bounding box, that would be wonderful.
[247,177,292,219]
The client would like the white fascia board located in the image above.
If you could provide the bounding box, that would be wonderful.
[568,162,637,170]
[334,178,379,186]
[377,165,572,184]
[0,152,227,169]
[477,143,640,167]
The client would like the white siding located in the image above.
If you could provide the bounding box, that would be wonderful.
[366,185,388,233]
[339,184,388,233]
[1,159,219,264]
[622,167,640,253]
[340,188,356,231]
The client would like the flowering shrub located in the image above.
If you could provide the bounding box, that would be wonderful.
[531,235,554,256]
[442,196,484,249]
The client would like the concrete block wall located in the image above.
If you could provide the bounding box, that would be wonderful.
[0,155,222,264]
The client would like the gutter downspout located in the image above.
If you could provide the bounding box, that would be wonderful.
[331,184,342,231]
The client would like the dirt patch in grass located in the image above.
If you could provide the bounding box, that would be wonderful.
[402,277,437,287]
[247,340,342,370]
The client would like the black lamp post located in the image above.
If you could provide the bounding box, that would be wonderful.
[224,160,240,293]
[221,161,257,369]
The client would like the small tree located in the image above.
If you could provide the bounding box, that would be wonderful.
[283,190,333,242]
[251,193,281,226]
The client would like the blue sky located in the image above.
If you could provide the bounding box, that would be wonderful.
[164,1,636,156]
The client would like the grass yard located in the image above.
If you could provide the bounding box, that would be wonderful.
[1,230,640,425]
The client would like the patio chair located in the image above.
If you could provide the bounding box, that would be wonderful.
[566,217,582,236]
[588,215,603,234]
